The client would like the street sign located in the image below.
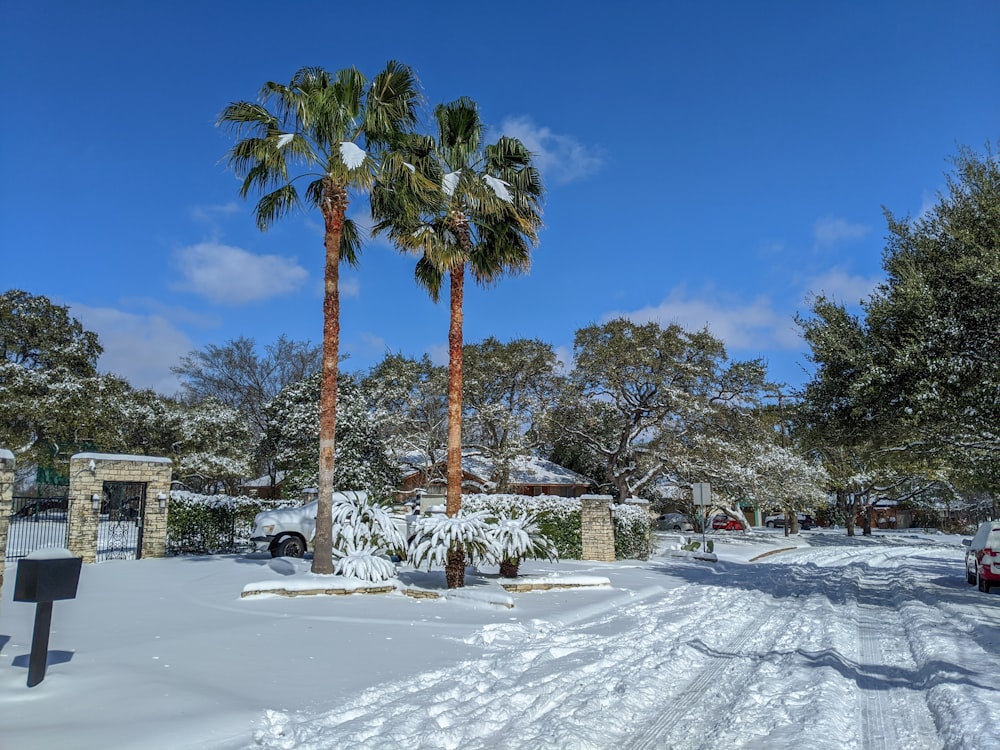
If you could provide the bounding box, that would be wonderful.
[692,483,712,506]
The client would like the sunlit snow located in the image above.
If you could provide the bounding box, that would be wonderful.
[1,527,997,749]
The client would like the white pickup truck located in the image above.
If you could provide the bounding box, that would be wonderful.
[249,491,412,558]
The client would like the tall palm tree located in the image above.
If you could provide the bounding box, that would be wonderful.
[372,97,544,587]
[219,62,422,574]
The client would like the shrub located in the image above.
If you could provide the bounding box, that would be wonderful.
[487,512,558,578]
[612,503,653,560]
[166,491,286,554]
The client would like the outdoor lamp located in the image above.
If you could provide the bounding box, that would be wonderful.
[91,494,101,511]
[157,492,167,511]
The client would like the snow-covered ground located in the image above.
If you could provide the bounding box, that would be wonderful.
[1,527,997,749]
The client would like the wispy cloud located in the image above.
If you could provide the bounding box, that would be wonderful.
[190,201,241,223]
[813,216,870,250]
[802,267,882,307]
[171,242,308,305]
[499,116,604,185]
[605,287,801,355]
[69,303,192,394]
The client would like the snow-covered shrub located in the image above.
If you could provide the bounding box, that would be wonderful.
[488,511,558,578]
[330,491,406,559]
[613,502,653,560]
[166,491,287,554]
[407,511,494,571]
[464,494,582,559]
[333,541,398,583]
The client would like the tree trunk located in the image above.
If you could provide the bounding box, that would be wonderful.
[445,265,465,587]
[446,546,466,588]
[862,503,875,536]
[499,559,519,578]
[312,188,346,575]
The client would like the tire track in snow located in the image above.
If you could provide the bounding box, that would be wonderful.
[622,572,812,750]
[251,581,712,749]
[851,548,941,750]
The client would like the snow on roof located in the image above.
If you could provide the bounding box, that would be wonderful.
[397,451,591,486]
[242,471,287,488]
[0,448,13,461]
[72,452,172,464]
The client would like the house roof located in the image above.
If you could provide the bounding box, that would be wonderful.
[397,451,591,487]
[241,471,287,488]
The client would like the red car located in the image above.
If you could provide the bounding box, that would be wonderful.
[711,515,744,531]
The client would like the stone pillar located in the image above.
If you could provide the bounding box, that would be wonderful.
[0,448,14,603]
[580,494,616,562]
[68,453,172,563]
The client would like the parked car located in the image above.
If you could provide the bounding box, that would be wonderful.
[711,514,744,531]
[963,521,1000,592]
[764,513,815,530]
[657,513,694,532]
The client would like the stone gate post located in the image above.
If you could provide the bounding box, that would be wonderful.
[0,449,14,603]
[581,494,616,562]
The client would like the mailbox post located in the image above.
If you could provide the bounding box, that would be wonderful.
[13,548,83,687]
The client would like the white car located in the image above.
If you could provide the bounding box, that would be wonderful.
[657,512,694,531]
[764,513,815,530]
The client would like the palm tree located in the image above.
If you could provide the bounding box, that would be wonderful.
[219,63,422,574]
[372,97,544,587]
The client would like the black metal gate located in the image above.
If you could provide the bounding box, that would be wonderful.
[98,481,147,561]
[5,493,70,560]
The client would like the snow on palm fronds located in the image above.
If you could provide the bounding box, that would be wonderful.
[489,512,558,568]
[408,512,493,571]
[333,540,398,583]
[330,491,406,558]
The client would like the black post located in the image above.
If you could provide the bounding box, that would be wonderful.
[27,601,54,688]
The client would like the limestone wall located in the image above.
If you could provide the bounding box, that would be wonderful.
[68,453,172,563]
[0,448,14,602]
[580,494,616,561]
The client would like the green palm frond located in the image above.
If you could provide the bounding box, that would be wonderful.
[340,218,362,268]
[365,60,422,146]
[414,255,444,301]
[254,184,300,231]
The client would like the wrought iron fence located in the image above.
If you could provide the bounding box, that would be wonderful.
[6,495,70,560]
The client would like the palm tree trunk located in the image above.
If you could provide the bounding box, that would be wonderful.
[445,265,465,587]
[312,189,345,575]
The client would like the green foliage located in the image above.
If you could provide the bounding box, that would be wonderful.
[613,506,653,560]
[166,492,282,554]
[262,372,400,497]
[796,141,1000,502]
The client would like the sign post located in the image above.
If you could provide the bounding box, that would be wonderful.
[692,483,712,551]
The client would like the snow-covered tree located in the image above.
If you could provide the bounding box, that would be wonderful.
[549,319,770,501]
[262,372,399,498]
[462,337,562,492]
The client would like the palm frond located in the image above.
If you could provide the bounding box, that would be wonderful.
[340,218,363,268]
[414,255,444,301]
[254,184,300,231]
[365,60,421,146]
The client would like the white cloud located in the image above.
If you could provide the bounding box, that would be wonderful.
[813,216,870,250]
[803,267,883,307]
[69,304,192,394]
[499,116,604,185]
[605,288,801,355]
[190,202,241,223]
[427,342,449,367]
[171,242,308,305]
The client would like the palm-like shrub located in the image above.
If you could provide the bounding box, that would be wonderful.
[333,540,398,583]
[488,511,558,578]
[408,512,493,582]
[330,491,406,559]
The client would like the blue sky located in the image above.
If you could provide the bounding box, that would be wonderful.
[2,1,997,395]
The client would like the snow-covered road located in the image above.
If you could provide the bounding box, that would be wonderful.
[252,534,999,750]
